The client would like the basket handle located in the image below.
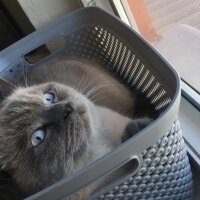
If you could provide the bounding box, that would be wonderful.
[0,7,100,71]
[25,154,142,200]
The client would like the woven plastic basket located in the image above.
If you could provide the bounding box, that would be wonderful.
[0,7,193,200]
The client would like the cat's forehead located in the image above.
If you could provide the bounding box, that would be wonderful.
[11,82,69,97]
[2,83,52,105]
[0,82,83,113]
[7,86,44,102]
[2,88,43,113]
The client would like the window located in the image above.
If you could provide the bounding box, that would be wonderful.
[111,0,200,175]
[110,2,200,197]
[119,0,200,95]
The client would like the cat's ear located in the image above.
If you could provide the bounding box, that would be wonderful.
[0,77,16,102]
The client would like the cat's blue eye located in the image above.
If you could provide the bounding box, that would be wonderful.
[43,93,54,104]
[31,130,45,147]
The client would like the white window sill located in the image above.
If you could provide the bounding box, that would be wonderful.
[179,95,200,166]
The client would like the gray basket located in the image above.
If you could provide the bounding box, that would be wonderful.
[0,7,193,200]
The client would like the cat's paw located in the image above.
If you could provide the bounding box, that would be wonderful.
[121,118,153,142]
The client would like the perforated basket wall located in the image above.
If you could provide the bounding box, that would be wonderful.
[0,7,194,200]
[90,121,193,200]
[66,25,172,112]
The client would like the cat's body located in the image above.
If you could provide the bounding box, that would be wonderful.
[25,57,135,117]
[0,56,150,200]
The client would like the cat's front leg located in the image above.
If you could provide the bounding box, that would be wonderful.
[121,118,153,142]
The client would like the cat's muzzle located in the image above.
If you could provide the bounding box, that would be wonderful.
[45,102,74,125]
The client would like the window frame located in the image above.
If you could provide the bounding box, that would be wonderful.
[110,0,200,167]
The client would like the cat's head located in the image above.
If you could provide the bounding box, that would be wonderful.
[0,78,93,196]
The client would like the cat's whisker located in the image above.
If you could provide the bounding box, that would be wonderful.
[72,154,75,172]
[67,124,71,153]
[86,83,122,97]
[90,96,107,103]
[87,89,106,101]
[26,66,28,88]
[73,118,76,145]
[80,77,90,94]
[70,119,76,172]
[63,130,66,171]
[80,73,106,95]
[75,75,87,93]
[69,156,73,172]
[89,87,122,102]
[88,93,106,102]
[86,83,122,99]
[23,66,28,88]
[75,76,83,92]
[0,77,17,89]
[68,156,72,172]
[84,82,110,98]
[15,47,28,88]
[92,95,131,109]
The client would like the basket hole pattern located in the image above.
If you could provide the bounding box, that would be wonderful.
[67,25,172,112]
[1,25,172,112]
[90,121,193,200]
[0,62,24,83]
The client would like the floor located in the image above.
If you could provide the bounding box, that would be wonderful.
[144,0,200,34]
[144,0,200,92]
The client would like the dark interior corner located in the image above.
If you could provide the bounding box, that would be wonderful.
[0,0,34,51]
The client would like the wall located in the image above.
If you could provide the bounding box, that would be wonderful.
[16,0,80,29]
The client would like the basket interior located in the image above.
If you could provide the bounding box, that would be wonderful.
[1,24,173,119]
[65,25,172,113]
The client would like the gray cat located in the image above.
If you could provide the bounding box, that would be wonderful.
[0,57,151,199]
